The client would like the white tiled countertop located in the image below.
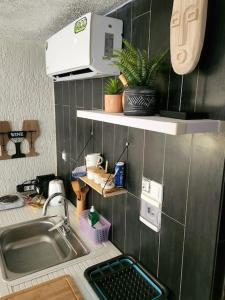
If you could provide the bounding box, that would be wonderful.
[0,203,121,299]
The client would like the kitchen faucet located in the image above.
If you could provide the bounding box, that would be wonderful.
[43,192,70,235]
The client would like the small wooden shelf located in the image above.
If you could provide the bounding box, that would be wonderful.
[77,110,225,136]
[79,176,127,198]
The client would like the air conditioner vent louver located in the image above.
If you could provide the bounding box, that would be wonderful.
[53,68,93,79]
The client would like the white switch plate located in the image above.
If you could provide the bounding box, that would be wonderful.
[150,180,163,203]
[142,177,150,193]
[140,177,163,232]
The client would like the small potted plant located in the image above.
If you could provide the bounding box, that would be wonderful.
[104,78,123,113]
[113,40,168,116]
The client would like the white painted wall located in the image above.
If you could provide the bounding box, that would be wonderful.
[0,39,56,195]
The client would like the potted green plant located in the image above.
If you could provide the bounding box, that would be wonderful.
[104,78,123,113]
[113,40,168,116]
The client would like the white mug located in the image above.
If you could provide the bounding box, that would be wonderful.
[85,153,103,168]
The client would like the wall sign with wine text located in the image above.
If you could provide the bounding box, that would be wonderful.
[0,120,40,160]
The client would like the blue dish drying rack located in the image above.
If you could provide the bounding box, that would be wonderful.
[84,255,168,300]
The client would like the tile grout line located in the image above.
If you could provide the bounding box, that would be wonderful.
[62,83,66,154]
[139,0,152,262]
[124,193,128,253]
[132,10,151,22]
[178,75,184,112]
[111,122,116,241]
[91,79,94,205]
[162,211,184,227]
[139,129,146,260]
[157,134,167,277]
[148,0,153,56]
[178,134,193,300]
[111,198,114,242]
[82,80,85,108]
[101,79,104,155]
[166,67,171,110]
[68,83,72,163]
[105,0,132,16]
[194,67,200,113]
[130,0,133,41]
[139,229,142,261]
[113,124,116,164]
[124,126,130,252]
[75,82,78,167]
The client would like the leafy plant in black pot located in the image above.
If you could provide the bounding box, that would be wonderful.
[112,40,168,116]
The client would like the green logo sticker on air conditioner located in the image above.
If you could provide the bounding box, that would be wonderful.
[74,17,87,34]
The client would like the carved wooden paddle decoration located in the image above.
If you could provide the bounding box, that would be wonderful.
[170,0,208,75]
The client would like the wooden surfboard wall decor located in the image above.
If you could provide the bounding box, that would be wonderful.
[0,120,40,160]
[170,0,208,75]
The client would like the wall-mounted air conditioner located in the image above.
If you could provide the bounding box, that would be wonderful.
[45,12,123,81]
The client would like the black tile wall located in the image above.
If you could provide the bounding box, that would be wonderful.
[132,0,151,19]
[93,121,103,154]
[180,134,225,300]
[132,12,150,50]
[112,194,126,252]
[140,222,159,276]
[150,0,173,57]
[180,70,199,113]
[158,214,184,300]
[76,80,84,108]
[54,1,225,299]
[62,81,69,106]
[143,131,165,183]
[103,123,115,172]
[83,79,92,110]
[114,125,128,166]
[127,128,144,197]
[92,79,103,110]
[125,193,141,258]
[163,134,192,224]
[116,3,132,42]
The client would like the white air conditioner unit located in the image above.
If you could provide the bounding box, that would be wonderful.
[45,12,123,81]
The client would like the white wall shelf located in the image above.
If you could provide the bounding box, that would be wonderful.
[77,110,225,136]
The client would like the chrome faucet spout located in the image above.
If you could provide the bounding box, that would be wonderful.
[43,192,70,234]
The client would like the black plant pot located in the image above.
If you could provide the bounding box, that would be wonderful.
[124,87,156,116]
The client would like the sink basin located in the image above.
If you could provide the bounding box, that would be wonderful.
[0,217,89,281]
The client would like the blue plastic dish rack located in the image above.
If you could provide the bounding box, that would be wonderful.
[84,255,168,300]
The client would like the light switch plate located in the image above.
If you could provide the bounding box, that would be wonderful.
[150,180,163,203]
[140,177,163,232]
[142,177,150,193]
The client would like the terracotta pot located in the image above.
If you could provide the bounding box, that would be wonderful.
[104,94,123,113]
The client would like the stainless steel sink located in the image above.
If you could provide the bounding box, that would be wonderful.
[0,217,89,281]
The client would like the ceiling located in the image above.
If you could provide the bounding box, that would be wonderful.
[0,0,125,42]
